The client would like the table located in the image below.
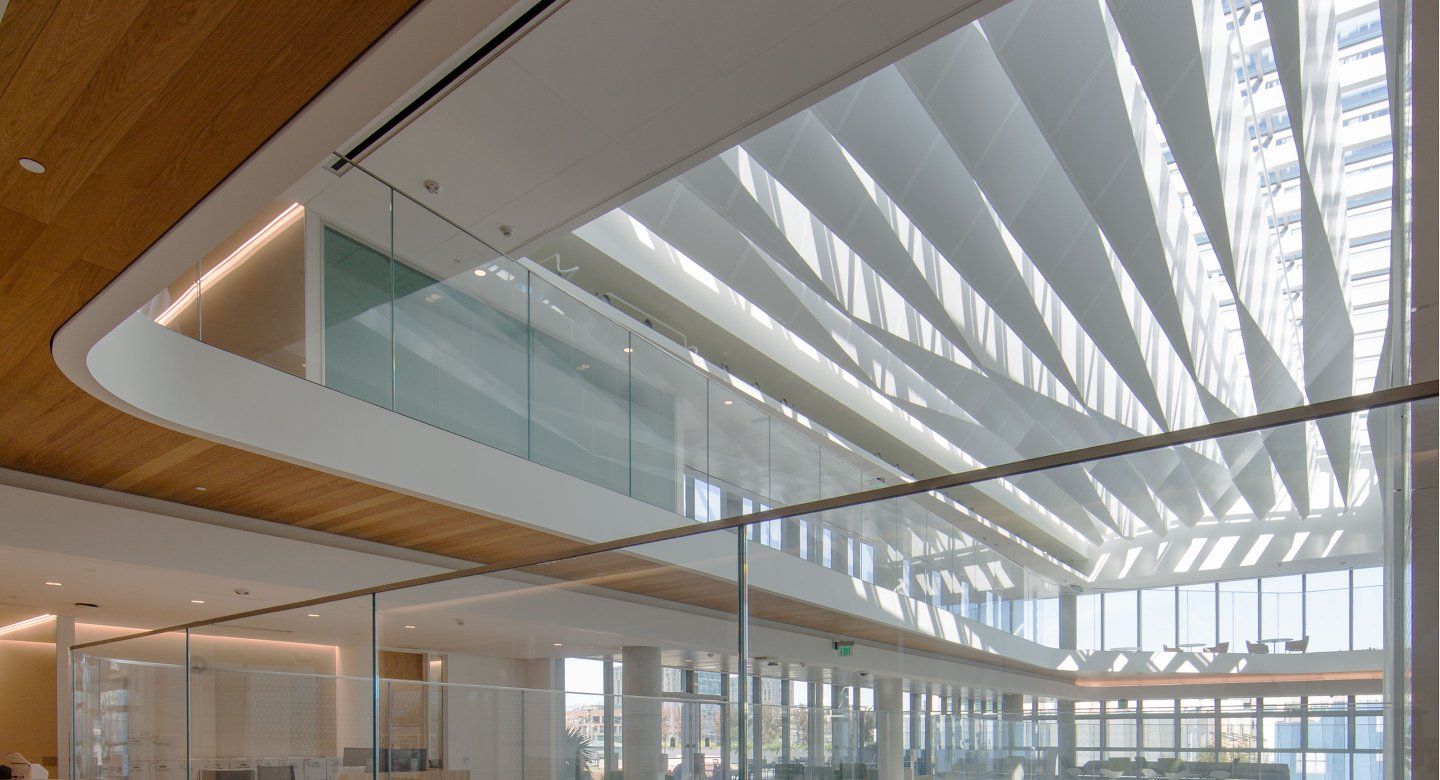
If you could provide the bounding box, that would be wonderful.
[1260,637,1294,652]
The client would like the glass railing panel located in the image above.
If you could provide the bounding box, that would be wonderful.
[73,632,187,780]
[939,399,1433,654]
[313,170,397,408]
[185,597,376,780]
[528,273,632,495]
[391,190,529,458]
[628,337,707,514]
[706,381,770,509]
[144,261,201,341]
[767,419,820,509]
[375,527,740,780]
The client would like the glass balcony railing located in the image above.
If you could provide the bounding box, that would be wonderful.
[72,500,1398,780]
[138,159,1065,643]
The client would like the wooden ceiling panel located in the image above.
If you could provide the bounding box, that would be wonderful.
[0,0,240,222]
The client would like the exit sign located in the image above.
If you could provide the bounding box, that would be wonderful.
[833,639,855,657]
[837,645,852,657]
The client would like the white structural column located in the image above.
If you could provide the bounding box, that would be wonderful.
[1057,593,1077,768]
[876,677,904,780]
[807,683,825,769]
[831,684,853,767]
[622,646,663,779]
[56,615,75,780]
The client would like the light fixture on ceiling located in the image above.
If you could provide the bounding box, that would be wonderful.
[553,643,563,647]
[577,363,590,371]
[191,599,206,604]
[18,158,45,174]
[194,486,207,492]
[0,614,54,637]
[722,399,734,406]
[426,293,443,303]
[473,269,487,277]
[44,581,62,587]
[156,203,304,326]
[623,347,634,353]
[307,613,320,618]
[404,625,416,630]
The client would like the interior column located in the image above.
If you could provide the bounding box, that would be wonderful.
[876,677,904,780]
[623,646,663,779]
[830,684,851,768]
[1058,591,1078,771]
[55,615,75,780]
[807,682,825,770]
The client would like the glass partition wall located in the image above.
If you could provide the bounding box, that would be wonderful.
[73,398,1432,780]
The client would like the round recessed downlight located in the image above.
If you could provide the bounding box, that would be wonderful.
[473,269,487,277]
[19,158,45,174]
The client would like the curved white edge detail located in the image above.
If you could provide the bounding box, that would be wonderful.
[73,316,1388,684]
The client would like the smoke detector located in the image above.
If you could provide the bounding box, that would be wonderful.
[423,179,442,195]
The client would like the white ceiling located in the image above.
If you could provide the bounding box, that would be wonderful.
[357,0,1000,254]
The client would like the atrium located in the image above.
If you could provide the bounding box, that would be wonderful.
[0,0,1433,779]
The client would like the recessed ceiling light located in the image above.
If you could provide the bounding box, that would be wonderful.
[404,625,416,630]
[577,363,590,371]
[194,486,207,491]
[190,599,206,604]
[44,582,62,587]
[18,158,45,174]
[307,613,320,618]
[553,642,563,647]
[473,269,487,277]
[723,399,734,406]
[623,347,634,353]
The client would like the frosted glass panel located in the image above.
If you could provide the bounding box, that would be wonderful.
[528,274,631,493]
[323,226,393,409]
[629,338,706,512]
[392,194,528,457]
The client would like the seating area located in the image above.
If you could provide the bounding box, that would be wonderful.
[1072,758,1290,780]
[1159,637,1311,655]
